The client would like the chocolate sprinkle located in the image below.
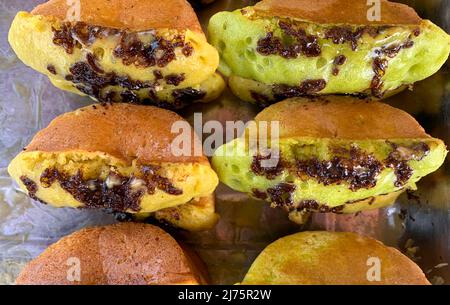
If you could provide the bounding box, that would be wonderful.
[251,153,284,180]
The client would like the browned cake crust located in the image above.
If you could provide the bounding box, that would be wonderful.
[15,223,207,285]
[31,0,203,32]
[25,103,207,164]
[254,0,421,25]
[255,96,429,140]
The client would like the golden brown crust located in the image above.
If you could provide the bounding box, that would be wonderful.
[25,103,207,164]
[31,0,203,32]
[16,223,206,285]
[254,0,421,25]
[255,96,429,140]
[243,231,430,285]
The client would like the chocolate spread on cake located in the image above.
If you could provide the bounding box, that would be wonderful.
[39,165,182,212]
[251,153,284,180]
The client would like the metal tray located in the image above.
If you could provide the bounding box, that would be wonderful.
[0,0,449,285]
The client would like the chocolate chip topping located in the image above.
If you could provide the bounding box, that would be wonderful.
[251,153,284,180]
[39,166,182,212]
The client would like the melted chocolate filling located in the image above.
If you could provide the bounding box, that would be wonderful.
[39,166,182,212]
[384,142,430,187]
[370,37,416,98]
[296,200,344,214]
[47,64,57,75]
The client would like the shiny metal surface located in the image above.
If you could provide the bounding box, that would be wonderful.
[0,0,449,285]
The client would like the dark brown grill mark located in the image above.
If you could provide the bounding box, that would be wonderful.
[39,166,182,212]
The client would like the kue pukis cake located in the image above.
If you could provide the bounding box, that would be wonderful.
[16,223,208,285]
[241,231,430,285]
[212,96,447,224]
[8,103,219,231]
[208,0,450,106]
[8,0,224,109]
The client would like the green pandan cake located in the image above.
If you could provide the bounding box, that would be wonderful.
[212,96,447,223]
